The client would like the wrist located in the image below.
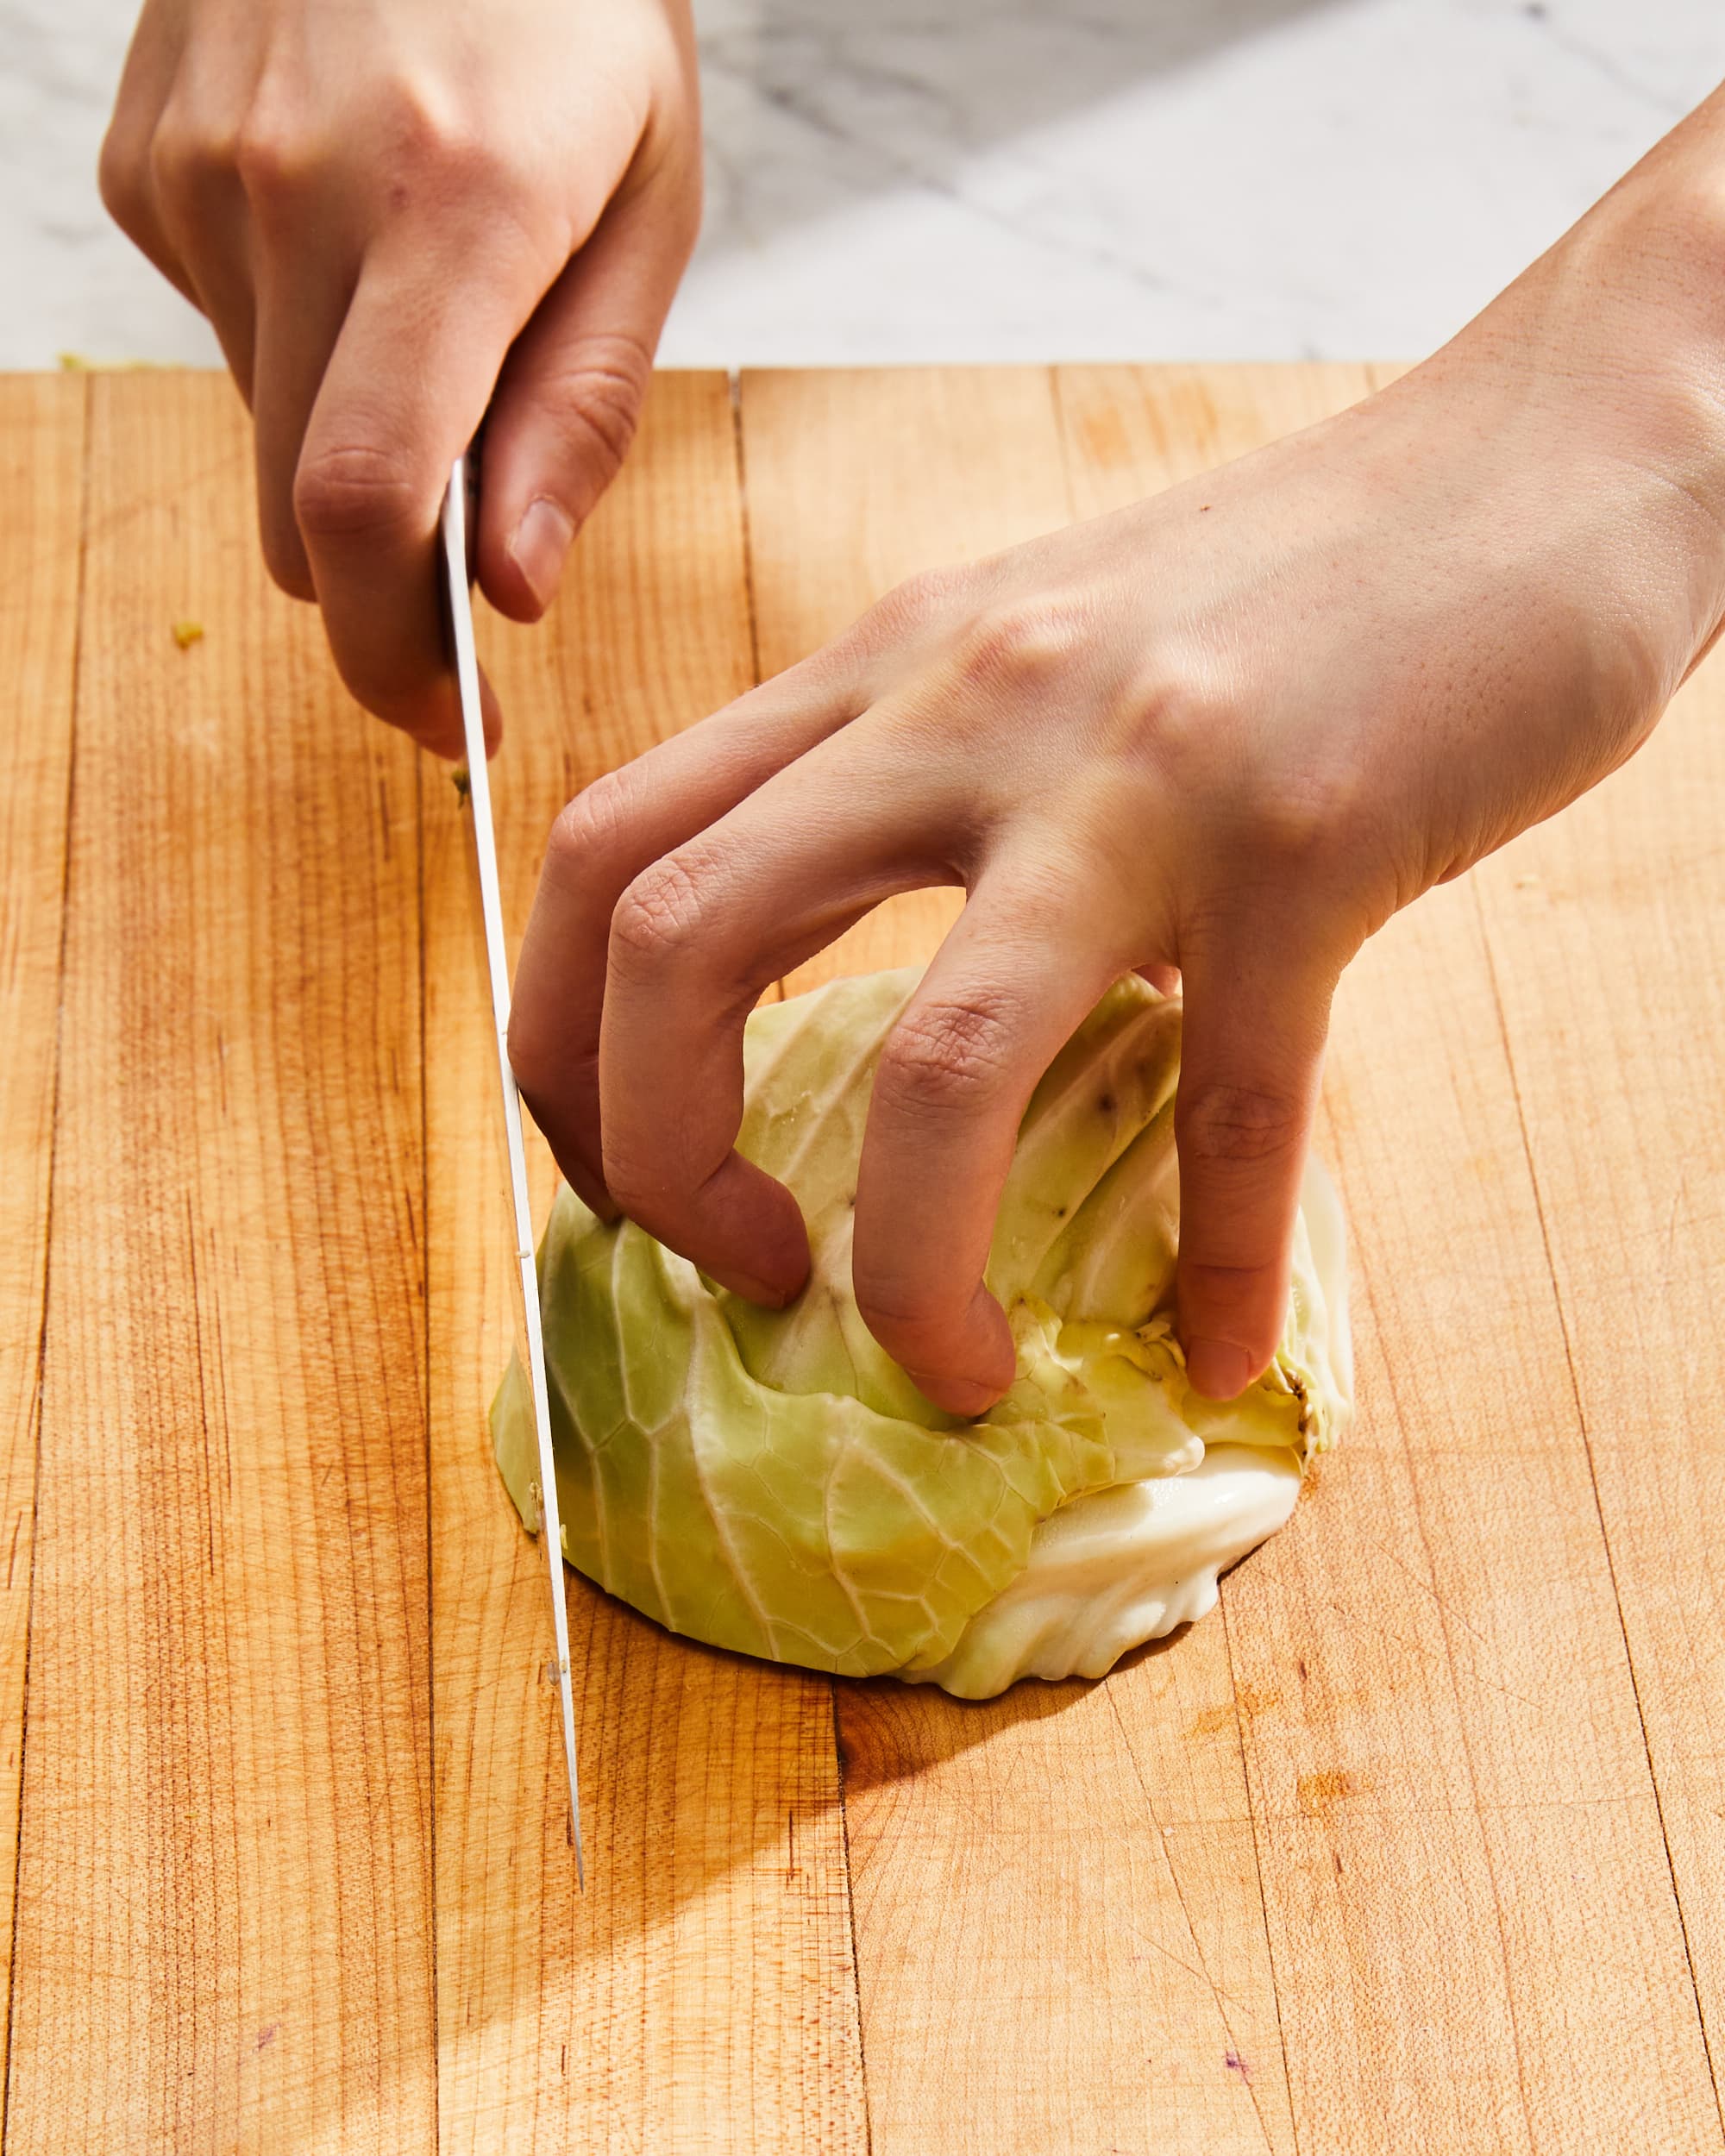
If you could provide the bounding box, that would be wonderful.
[1549,147,1725,498]
[1393,125,1725,692]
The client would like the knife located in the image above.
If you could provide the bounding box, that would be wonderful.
[441,454,586,1886]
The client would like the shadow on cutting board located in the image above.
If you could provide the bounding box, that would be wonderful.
[430,1478,1280,2122]
[831,1623,1195,1792]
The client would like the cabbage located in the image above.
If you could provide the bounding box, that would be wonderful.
[492,968,1351,1697]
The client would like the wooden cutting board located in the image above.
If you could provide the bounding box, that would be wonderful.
[4,363,1724,2155]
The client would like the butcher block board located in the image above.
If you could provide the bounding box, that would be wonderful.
[4,363,1725,2155]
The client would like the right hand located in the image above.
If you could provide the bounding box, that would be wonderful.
[100,0,703,753]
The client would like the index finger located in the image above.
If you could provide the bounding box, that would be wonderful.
[507,649,875,1200]
[292,256,543,753]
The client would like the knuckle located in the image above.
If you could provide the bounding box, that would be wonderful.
[610,853,712,974]
[599,1125,666,1213]
[1130,656,1236,777]
[544,339,652,491]
[1180,1252,1281,1296]
[1132,658,1369,865]
[850,1272,951,1338]
[145,118,212,215]
[869,563,968,639]
[504,1006,543,1095]
[365,74,453,166]
[547,770,639,877]
[425,127,518,207]
[97,121,150,229]
[600,1149,643,1210]
[292,441,423,548]
[257,520,316,602]
[236,78,527,221]
[505,1004,570,1106]
[877,995,1019,1119]
[954,595,1091,693]
[376,84,526,206]
[1252,765,1371,863]
[851,1294,944,1367]
[1179,1082,1304,1171]
[600,1150,671,1228]
[232,114,316,208]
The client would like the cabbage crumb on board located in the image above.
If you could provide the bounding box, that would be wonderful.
[491,967,1352,1698]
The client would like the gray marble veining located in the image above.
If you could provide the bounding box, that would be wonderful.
[2,0,1722,370]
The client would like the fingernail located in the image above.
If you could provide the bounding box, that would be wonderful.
[1187,1339,1254,1400]
[507,497,574,613]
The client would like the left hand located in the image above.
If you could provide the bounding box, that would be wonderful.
[506,241,1725,1416]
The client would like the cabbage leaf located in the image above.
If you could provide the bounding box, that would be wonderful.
[492,968,1350,1692]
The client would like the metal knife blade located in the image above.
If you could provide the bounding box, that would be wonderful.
[441,455,586,1885]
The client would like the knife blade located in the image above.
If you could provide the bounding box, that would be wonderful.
[441,454,586,1885]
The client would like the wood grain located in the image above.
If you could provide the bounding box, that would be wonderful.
[1056,363,1722,2153]
[1471,580,1725,2091]
[425,372,869,2154]
[11,373,435,2155]
[0,375,85,2110]
[741,365,1298,2156]
[15,360,1725,2155]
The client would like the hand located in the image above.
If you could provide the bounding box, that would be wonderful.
[100,0,701,753]
[507,115,1725,1416]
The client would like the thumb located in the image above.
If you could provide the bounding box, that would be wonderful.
[1173,926,1338,1400]
[476,167,699,623]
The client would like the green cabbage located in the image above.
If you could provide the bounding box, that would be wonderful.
[492,968,1351,1695]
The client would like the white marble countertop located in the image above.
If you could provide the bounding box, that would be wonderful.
[3,0,1722,373]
